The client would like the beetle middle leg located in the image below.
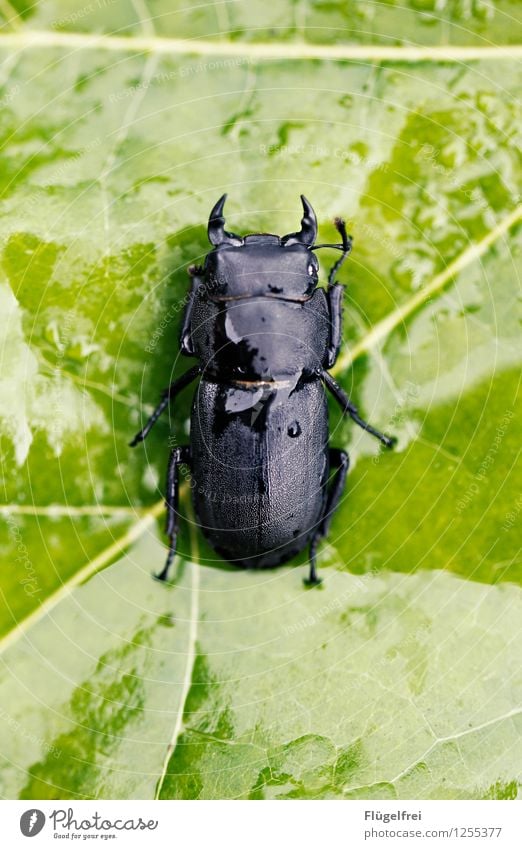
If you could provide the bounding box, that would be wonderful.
[129,365,200,447]
[305,448,349,586]
[156,444,191,582]
[320,369,395,448]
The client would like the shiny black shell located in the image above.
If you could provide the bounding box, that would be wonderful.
[190,377,329,568]
[190,288,330,380]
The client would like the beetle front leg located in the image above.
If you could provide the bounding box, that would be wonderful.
[323,218,352,368]
[129,365,201,446]
[324,283,344,369]
[156,444,191,582]
[320,369,395,448]
[180,267,202,357]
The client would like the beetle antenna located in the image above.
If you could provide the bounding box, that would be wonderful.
[335,217,351,252]
[311,243,345,249]
[311,219,353,250]
[315,218,353,289]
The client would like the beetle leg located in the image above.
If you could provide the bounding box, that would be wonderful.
[320,369,395,448]
[129,365,201,446]
[156,444,191,582]
[326,218,352,288]
[306,536,321,586]
[318,448,350,538]
[324,283,344,368]
[304,448,349,586]
[323,220,351,369]
[180,268,202,357]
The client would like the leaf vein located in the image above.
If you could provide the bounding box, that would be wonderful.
[0,500,164,656]
[332,204,522,376]
[0,504,142,517]
[154,499,200,800]
[0,31,521,60]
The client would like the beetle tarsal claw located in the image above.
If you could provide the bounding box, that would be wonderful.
[303,576,323,588]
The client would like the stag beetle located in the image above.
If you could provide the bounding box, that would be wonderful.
[131,196,394,585]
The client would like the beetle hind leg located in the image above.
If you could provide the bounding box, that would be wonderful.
[306,535,321,587]
[304,448,349,586]
[155,445,191,582]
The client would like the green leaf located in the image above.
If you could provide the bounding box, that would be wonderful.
[0,2,520,800]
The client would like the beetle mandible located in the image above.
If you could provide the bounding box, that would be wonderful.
[131,195,394,585]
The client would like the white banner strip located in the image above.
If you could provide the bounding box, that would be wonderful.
[1,800,520,848]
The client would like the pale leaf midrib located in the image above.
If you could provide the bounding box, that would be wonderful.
[0,500,164,655]
[0,29,520,60]
[0,503,142,517]
[332,204,522,376]
[154,497,200,800]
[0,204,519,657]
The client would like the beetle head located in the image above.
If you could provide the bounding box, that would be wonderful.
[203,194,320,301]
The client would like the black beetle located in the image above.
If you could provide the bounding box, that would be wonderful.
[131,196,394,584]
